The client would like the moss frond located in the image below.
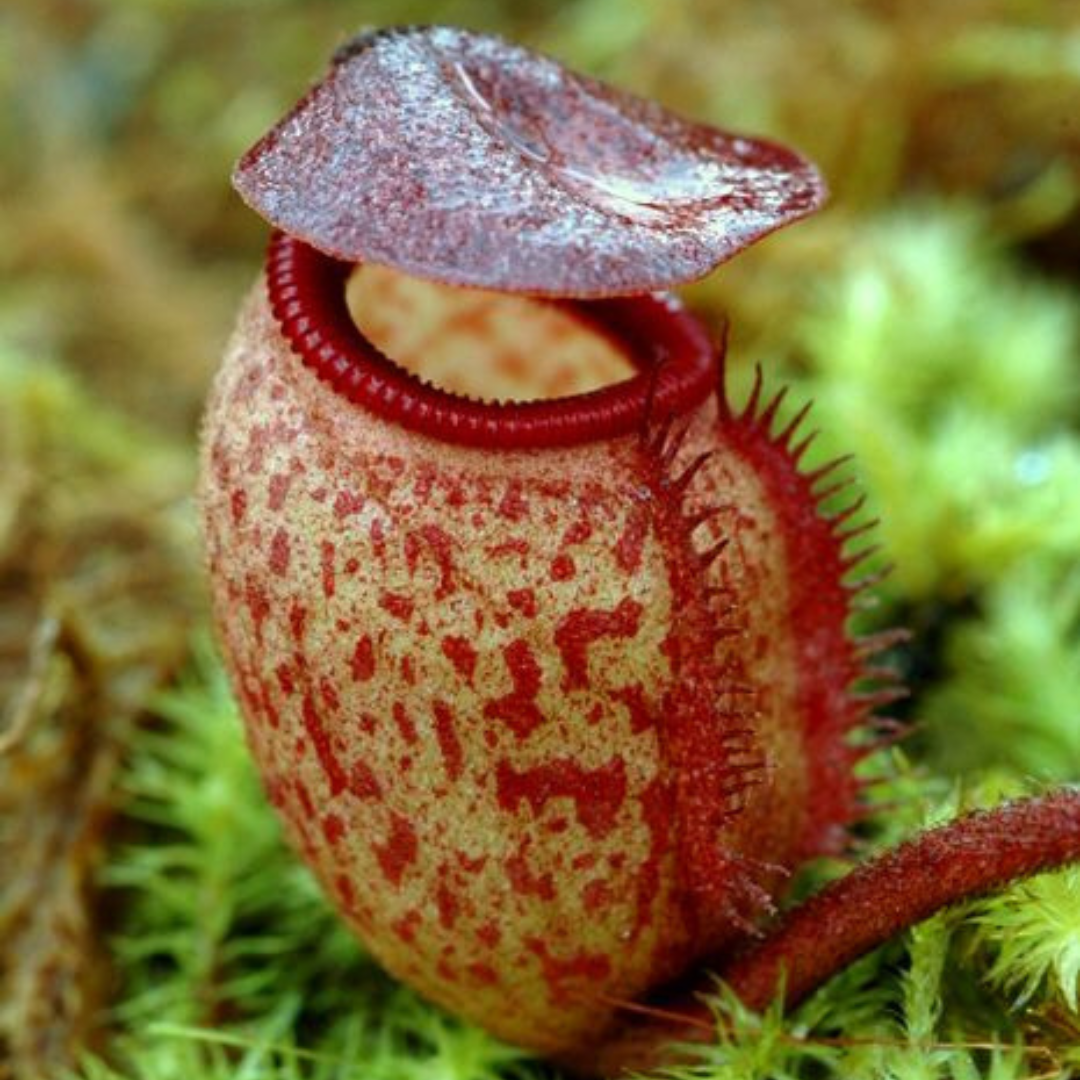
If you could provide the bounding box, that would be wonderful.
[969,866,1080,1014]
[921,566,1080,779]
[785,205,1080,603]
[656,938,1031,1080]
[801,208,1077,437]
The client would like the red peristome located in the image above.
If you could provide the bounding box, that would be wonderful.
[266,231,716,447]
[235,26,827,298]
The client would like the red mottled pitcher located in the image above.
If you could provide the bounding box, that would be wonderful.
[199,26,1080,1076]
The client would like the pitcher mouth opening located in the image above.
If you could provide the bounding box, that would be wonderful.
[266,231,720,449]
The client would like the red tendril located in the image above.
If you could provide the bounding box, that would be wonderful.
[577,788,1080,1076]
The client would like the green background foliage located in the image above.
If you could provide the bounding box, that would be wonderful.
[2,1,1080,1077]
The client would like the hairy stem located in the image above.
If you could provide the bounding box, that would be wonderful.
[724,787,1080,1008]
[582,789,1080,1077]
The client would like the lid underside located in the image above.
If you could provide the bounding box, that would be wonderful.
[235,25,827,298]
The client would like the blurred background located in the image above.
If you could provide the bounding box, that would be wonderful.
[3,2,1080,1078]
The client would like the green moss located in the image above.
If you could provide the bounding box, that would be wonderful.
[921,565,1080,779]
[766,205,1080,795]
[782,206,1080,604]
[970,866,1080,1014]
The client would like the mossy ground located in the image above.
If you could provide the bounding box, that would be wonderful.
[2,2,1080,1078]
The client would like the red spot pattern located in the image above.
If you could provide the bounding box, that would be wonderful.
[302,694,349,797]
[244,421,283,475]
[436,880,461,929]
[562,518,592,545]
[550,553,575,581]
[370,516,387,559]
[243,578,270,643]
[506,842,557,900]
[333,488,365,518]
[441,635,477,684]
[393,701,419,745]
[294,778,316,819]
[486,538,530,565]
[349,758,383,800]
[495,756,628,840]
[350,634,377,681]
[261,684,281,728]
[288,600,307,641]
[526,938,613,1003]
[320,540,337,598]
[583,878,612,912]
[506,588,538,618]
[615,508,649,574]
[433,700,464,781]
[392,909,422,944]
[483,638,545,738]
[319,675,340,713]
[419,524,457,599]
[497,482,528,521]
[555,599,643,690]
[275,662,295,696]
[612,682,654,734]
[403,530,422,575]
[467,962,499,985]
[230,487,247,525]
[476,921,501,947]
[267,471,293,511]
[379,591,414,621]
[374,812,419,887]
[457,851,488,874]
[323,813,347,845]
[334,873,357,911]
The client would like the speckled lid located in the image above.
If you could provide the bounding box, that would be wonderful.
[234,25,827,298]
